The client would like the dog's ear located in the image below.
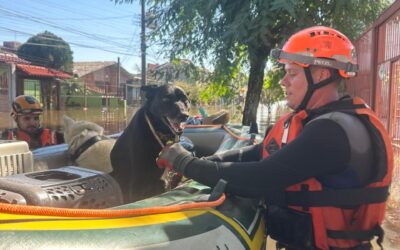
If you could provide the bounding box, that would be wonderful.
[141,85,159,101]
[85,123,104,136]
[63,115,75,143]
[63,115,75,128]
[174,86,189,100]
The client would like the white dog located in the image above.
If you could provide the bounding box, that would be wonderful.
[63,115,115,173]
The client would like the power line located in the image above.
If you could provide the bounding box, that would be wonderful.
[33,0,134,19]
[22,0,139,36]
[0,26,140,56]
[0,0,149,71]
[42,15,134,21]
[22,42,72,50]
[0,6,131,50]
[17,54,52,65]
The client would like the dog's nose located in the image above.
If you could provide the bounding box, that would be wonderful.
[177,112,189,122]
[181,113,189,120]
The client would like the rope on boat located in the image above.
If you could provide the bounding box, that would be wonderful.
[0,194,226,218]
[184,124,251,141]
[221,125,253,141]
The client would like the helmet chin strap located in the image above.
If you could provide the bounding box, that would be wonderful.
[295,67,341,112]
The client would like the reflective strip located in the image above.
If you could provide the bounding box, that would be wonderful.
[50,130,56,144]
[238,148,243,162]
[7,131,16,140]
[281,120,290,146]
[270,49,358,73]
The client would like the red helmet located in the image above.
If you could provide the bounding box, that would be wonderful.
[270,26,358,78]
[11,95,43,118]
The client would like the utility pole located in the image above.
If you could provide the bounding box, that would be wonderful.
[140,0,146,88]
[83,81,87,111]
[117,57,121,97]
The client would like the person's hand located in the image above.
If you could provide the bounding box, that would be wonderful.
[156,143,194,173]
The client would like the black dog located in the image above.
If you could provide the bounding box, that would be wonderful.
[110,84,190,203]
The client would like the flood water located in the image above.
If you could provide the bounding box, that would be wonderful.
[0,104,259,135]
[1,104,400,248]
[0,106,137,135]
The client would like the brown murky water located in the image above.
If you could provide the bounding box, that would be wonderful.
[0,106,136,135]
[0,104,249,135]
[1,106,399,248]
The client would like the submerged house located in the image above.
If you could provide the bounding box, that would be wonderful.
[0,51,28,112]
[73,61,140,107]
[0,43,71,112]
[73,61,134,96]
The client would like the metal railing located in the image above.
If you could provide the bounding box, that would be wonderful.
[388,143,400,209]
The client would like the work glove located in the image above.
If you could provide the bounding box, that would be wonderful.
[156,143,194,174]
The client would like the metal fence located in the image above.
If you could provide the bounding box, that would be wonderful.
[345,2,400,209]
[390,144,400,209]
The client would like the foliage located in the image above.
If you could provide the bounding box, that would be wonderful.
[152,59,200,84]
[61,79,84,106]
[61,79,84,95]
[199,82,230,104]
[261,65,285,124]
[262,67,285,105]
[116,0,390,125]
[175,80,203,105]
[198,70,248,104]
[17,31,74,73]
[152,58,248,105]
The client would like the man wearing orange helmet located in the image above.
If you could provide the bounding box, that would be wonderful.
[156,26,393,250]
[1,95,64,149]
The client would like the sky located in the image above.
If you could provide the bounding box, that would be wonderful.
[0,0,162,74]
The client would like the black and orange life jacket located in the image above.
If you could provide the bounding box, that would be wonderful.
[6,128,58,149]
[262,97,393,250]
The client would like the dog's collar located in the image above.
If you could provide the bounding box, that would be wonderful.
[144,112,180,148]
[161,116,183,136]
[70,135,109,162]
[144,112,183,191]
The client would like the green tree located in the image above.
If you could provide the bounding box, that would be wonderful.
[61,79,84,106]
[117,0,389,125]
[151,59,200,85]
[261,65,285,125]
[17,31,74,73]
[175,80,203,105]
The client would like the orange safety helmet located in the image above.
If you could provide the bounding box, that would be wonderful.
[270,26,358,78]
[11,95,43,118]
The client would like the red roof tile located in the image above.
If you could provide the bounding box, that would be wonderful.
[73,61,115,77]
[147,63,159,72]
[0,52,30,64]
[16,64,72,79]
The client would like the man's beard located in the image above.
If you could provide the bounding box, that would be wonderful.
[21,126,41,136]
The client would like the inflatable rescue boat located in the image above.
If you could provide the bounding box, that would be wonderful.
[0,125,265,250]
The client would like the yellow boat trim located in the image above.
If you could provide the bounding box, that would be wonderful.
[0,210,207,230]
[0,209,265,248]
[209,209,265,248]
